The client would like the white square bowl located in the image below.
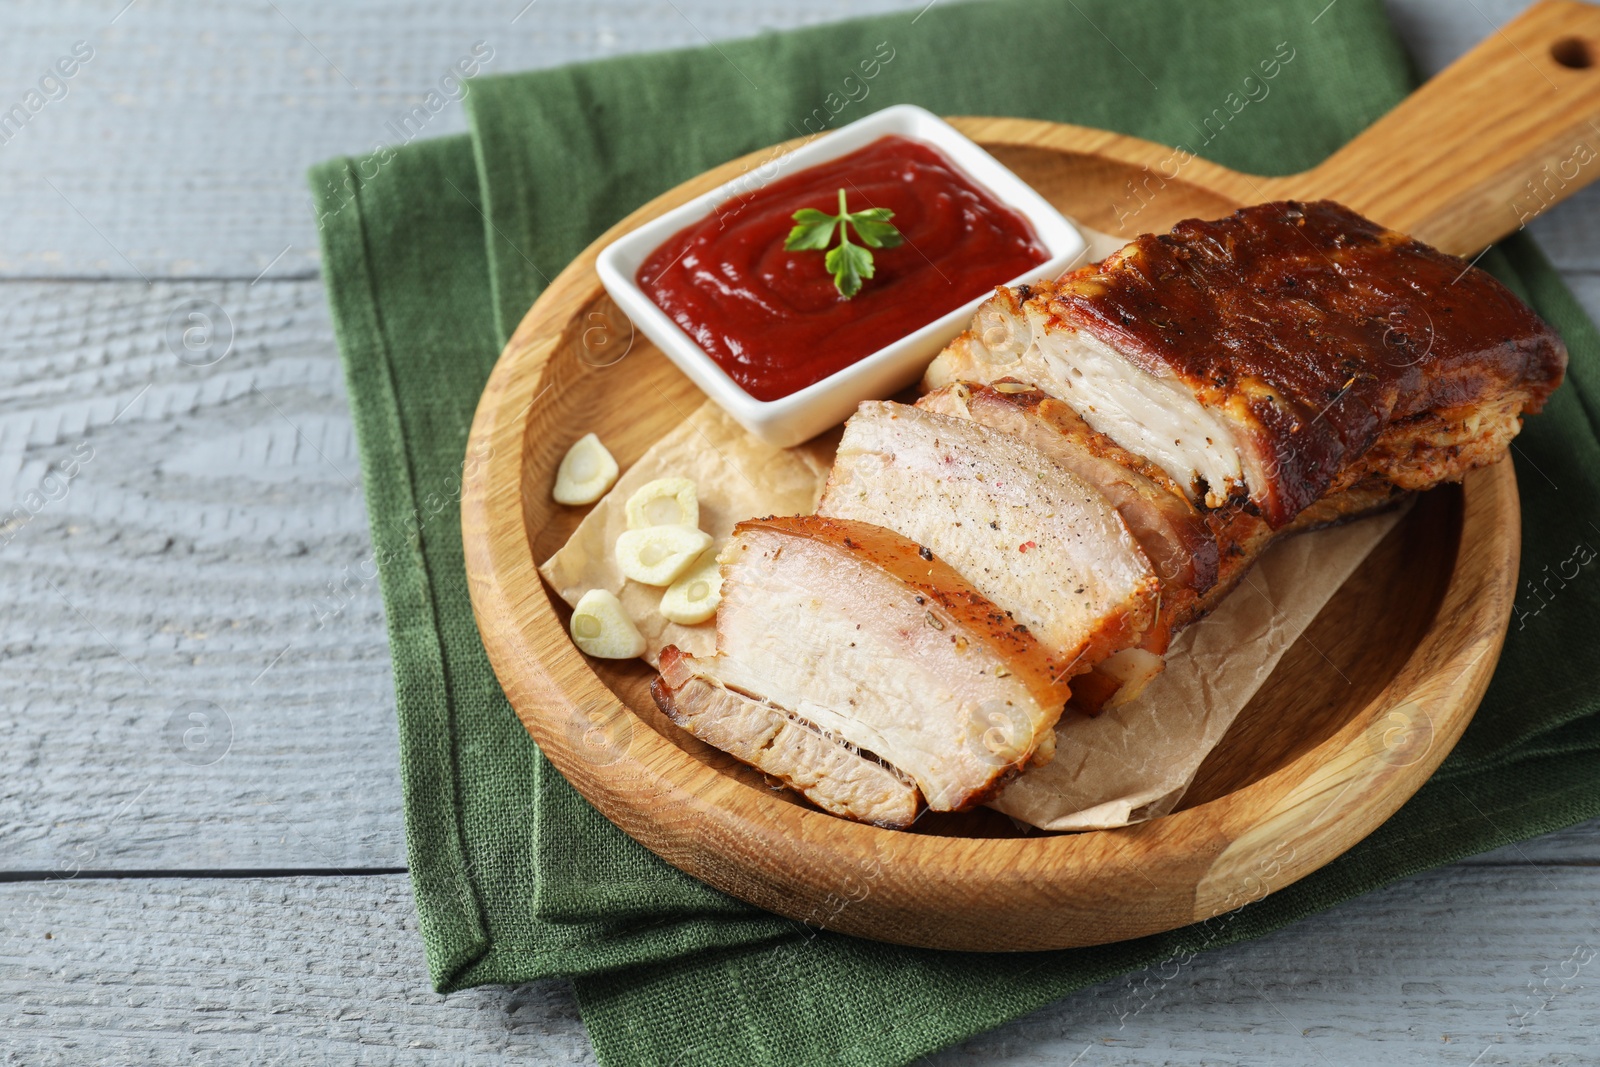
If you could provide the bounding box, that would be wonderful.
[595,104,1086,448]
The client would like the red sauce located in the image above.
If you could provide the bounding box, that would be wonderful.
[636,135,1050,402]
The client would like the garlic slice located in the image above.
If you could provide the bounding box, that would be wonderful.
[615,525,713,586]
[568,589,645,659]
[624,476,699,530]
[658,547,723,625]
[552,433,619,505]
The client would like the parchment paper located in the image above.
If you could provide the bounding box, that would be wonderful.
[988,507,1403,829]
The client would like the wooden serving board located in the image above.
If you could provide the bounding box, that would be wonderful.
[462,1,1600,951]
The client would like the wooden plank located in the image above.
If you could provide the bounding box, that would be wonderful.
[0,875,588,1064]
[930,861,1600,1065]
[0,280,404,870]
[7,0,1598,279]
[0,0,931,281]
[1,865,1597,1064]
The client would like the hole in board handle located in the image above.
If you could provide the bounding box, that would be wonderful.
[1551,37,1594,69]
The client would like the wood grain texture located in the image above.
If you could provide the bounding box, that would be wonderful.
[2,865,1597,1066]
[923,861,1600,1066]
[1257,0,1600,253]
[0,0,924,281]
[0,876,587,1065]
[0,280,406,871]
[461,103,1535,949]
[3,0,1600,1062]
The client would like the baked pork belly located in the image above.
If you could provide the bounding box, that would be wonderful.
[669,514,1074,812]
[915,382,1219,599]
[916,381,1412,711]
[818,400,1160,674]
[925,199,1567,526]
[653,647,921,828]
[910,381,1219,709]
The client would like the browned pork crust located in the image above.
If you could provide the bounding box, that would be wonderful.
[1028,200,1565,525]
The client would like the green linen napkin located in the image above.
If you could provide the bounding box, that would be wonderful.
[309,1,1600,1063]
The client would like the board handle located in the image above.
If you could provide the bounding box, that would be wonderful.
[1280,0,1600,255]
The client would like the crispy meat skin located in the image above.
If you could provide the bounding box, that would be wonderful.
[932,200,1566,526]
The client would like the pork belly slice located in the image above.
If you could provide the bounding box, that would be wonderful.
[917,382,1220,597]
[913,381,1220,712]
[927,284,1247,512]
[686,515,1074,812]
[817,400,1160,674]
[652,646,922,828]
[925,200,1567,527]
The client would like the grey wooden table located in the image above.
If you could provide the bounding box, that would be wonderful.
[1,1,1597,1064]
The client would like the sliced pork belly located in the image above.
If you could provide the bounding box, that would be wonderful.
[899,381,1405,712]
[925,200,1567,527]
[818,400,1159,675]
[927,284,1247,512]
[917,382,1219,596]
[913,382,1220,712]
[685,515,1074,812]
[653,646,921,828]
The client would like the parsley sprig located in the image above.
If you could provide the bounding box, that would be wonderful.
[784,188,904,298]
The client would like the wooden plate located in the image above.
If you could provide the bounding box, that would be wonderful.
[462,3,1600,951]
